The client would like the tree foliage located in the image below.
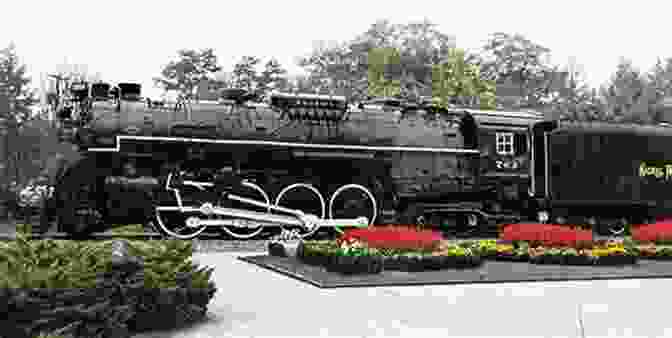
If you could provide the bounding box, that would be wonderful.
[431,48,496,109]
[126,26,672,124]
[154,48,222,98]
[546,57,602,121]
[297,19,455,100]
[0,43,37,123]
[648,58,672,98]
[231,56,261,92]
[644,58,672,122]
[355,19,455,97]
[256,58,289,93]
[367,47,402,98]
[479,32,561,107]
[297,40,368,98]
[599,59,650,122]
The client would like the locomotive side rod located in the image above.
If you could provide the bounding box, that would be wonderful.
[227,193,307,218]
[155,204,369,229]
[179,179,317,219]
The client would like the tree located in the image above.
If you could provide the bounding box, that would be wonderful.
[256,58,288,94]
[644,58,672,122]
[394,19,456,90]
[297,19,456,100]
[153,48,222,98]
[0,43,37,123]
[600,58,649,123]
[431,48,496,110]
[232,56,261,92]
[0,43,38,187]
[648,58,672,97]
[288,75,314,93]
[479,32,561,107]
[367,47,402,98]
[297,40,368,99]
[550,57,599,120]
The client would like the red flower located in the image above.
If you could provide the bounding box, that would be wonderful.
[340,225,442,251]
[632,221,672,243]
[500,223,592,248]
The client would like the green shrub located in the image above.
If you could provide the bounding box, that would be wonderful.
[1,234,217,337]
[0,233,114,289]
[126,239,214,289]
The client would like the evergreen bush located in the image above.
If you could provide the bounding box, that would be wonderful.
[0,234,217,338]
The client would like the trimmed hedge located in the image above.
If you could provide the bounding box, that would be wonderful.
[0,234,217,338]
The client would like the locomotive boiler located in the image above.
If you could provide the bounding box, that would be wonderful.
[47,82,543,239]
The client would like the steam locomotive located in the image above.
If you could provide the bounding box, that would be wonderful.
[45,80,548,239]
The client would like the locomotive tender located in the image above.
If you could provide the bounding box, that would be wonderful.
[530,120,672,235]
[46,81,546,239]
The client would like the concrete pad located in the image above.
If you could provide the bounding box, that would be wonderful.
[570,279,672,338]
[132,252,672,338]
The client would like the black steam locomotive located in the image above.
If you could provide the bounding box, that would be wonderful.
[46,81,550,239]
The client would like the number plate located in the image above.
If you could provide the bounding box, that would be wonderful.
[495,159,520,170]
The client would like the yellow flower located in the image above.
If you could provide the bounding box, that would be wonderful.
[607,247,625,255]
[496,244,514,252]
[592,248,610,257]
[606,242,623,249]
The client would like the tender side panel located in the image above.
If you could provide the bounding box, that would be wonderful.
[547,127,672,216]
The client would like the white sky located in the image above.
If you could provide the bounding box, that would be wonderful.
[0,0,669,97]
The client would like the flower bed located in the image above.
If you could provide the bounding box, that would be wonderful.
[632,221,672,243]
[493,241,530,262]
[632,220,672,260]
[495,223,638,265]
[293,226,483,274]
[528,245,637,266]
[500,223,592,248]
[278,223,672,273]
[340,225,442,252]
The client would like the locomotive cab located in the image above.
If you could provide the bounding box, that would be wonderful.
[457,109,545,216]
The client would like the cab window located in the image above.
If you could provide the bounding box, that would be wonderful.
[496,132,514,155]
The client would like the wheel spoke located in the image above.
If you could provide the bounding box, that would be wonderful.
[328,183,377,234]
[155,209,208,239]
[275,183,325,239]
[155,171,209,239]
